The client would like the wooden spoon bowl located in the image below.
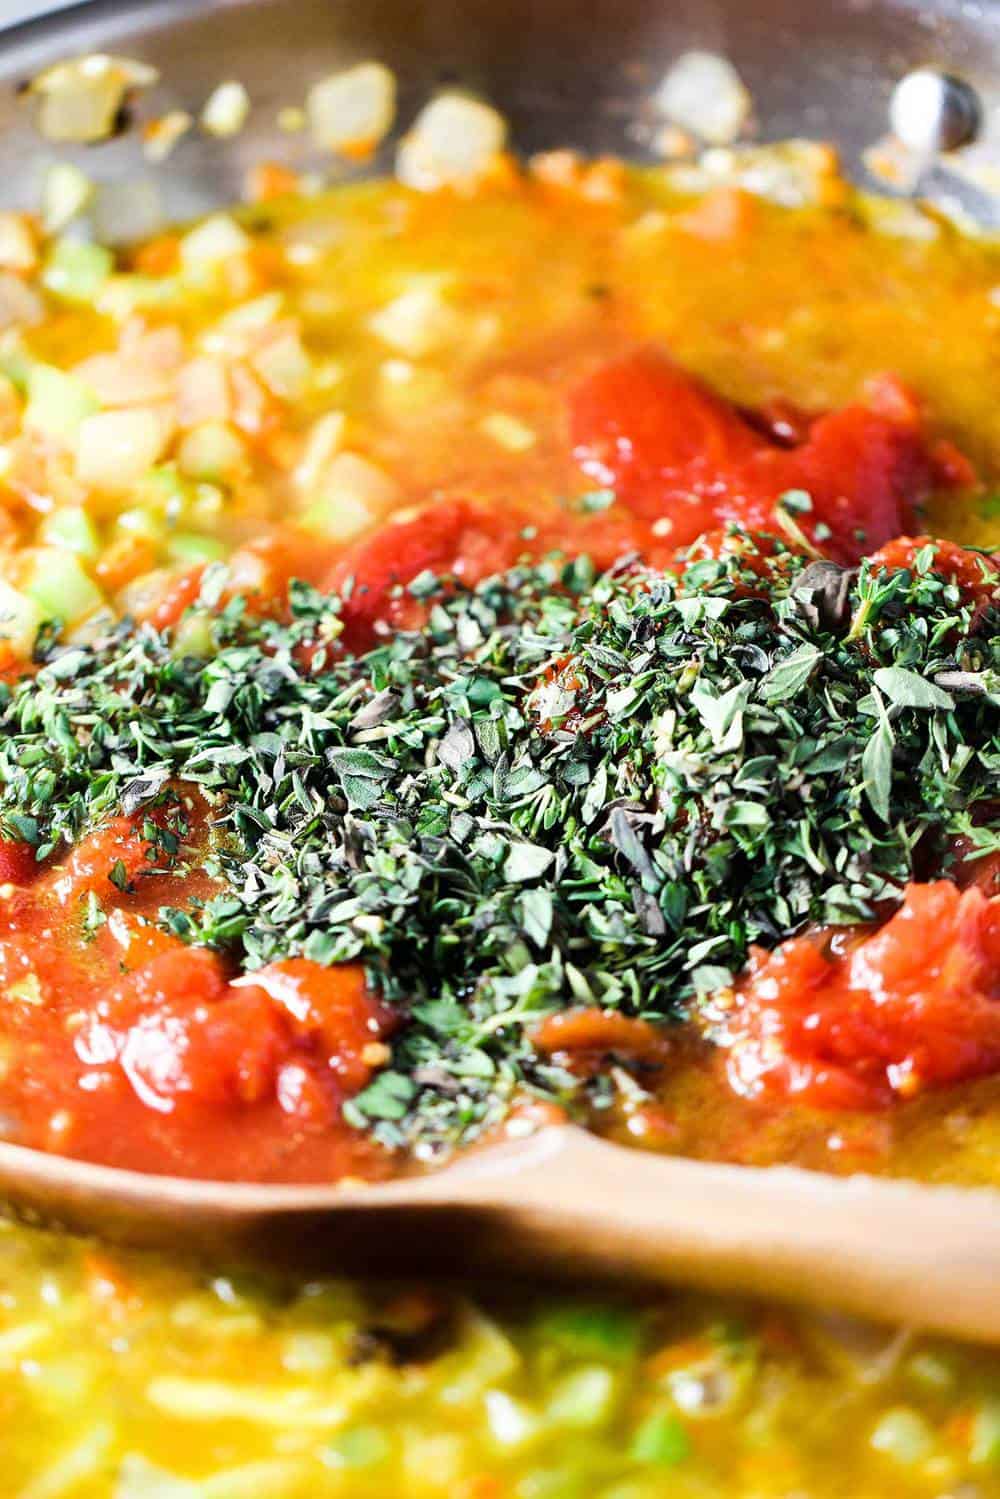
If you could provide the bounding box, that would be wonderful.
[4,1125,1000,1343]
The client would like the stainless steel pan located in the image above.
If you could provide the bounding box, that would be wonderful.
[0,0,999,226]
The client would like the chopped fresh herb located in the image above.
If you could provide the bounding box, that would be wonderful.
[0,535,995,1155]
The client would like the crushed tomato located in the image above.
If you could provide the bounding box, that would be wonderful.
[568,350,961,564]
[0,812,391,1180]
[722,883,1000,1111]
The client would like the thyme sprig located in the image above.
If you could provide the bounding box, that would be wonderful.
[0,537,996,1154]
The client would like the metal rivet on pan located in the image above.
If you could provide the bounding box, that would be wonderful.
[889,68,983,154]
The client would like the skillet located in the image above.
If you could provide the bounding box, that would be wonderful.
[0,0,999,1338]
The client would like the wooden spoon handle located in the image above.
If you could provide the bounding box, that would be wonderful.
[3,1127,1000,1343]
[408,1129,1000,1341]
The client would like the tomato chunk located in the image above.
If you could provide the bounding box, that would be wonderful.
[570,348,764,545]
[38,816,160,906]
[78,946,235,1112]
[569,349,966,563]
[234,958,392,1093]
[79,949,389,1120]
[723,882,1000,1110]
[326,499,529,650]
[867,535,999,614]
[147,565,207,631]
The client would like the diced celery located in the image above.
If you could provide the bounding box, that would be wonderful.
[547,1366,617,1429]
[172,617,215,665]
[537,1304,642,1364]
[43,239,114,304]
[629,1409,691,1466]
[299,451,397,541]
[38,506,100,559]
[0,579,43,654]
[167,531,227,566]
[971,1399,1000,1466]
[134,464,192,520]
[170,610,214,661]
[20,548,104,624]
[300,491,374,541]
[324,1425,391,1469]
[870,1406,934,1465]
[24,364,99,447]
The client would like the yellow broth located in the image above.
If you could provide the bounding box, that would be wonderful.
[4,1219,1000,1498]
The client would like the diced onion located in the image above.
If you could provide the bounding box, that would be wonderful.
[76,407,170,491]
[294,411,346,491]
[667,141,840,209]
[29,54,159,146]
[546,1366,616,1428]
[654,51,751,146]
[72,326,182,409]
[201,292,285,355]
[145,1373,348,1428]
[299,450,399,540]
[480,411,536,451]
[869,1406,934,1464]
[176,421,246,482]
[180,213,251,269]
[73,349,176,408]
[0,272,43,330]
[280,1330,336,1375]
[176,357,231,428]
[200,80,251,139]
[396,93,507,189]
[251,329,312,399]
[42,162,93,233]
[369,278,460,357]
[306,62,396,154]
[142,109,193,163]
[0,213,38,273]
[484,1390,541,1449]
[92,178,164,247]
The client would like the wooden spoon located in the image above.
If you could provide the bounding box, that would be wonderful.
[3,1125,1000,1342]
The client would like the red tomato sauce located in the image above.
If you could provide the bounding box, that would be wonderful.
[0,806,392,1181]
[720,883,1000,1111]
[567,350,961,563]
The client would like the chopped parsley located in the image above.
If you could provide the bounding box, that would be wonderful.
[0,537,997,1156]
